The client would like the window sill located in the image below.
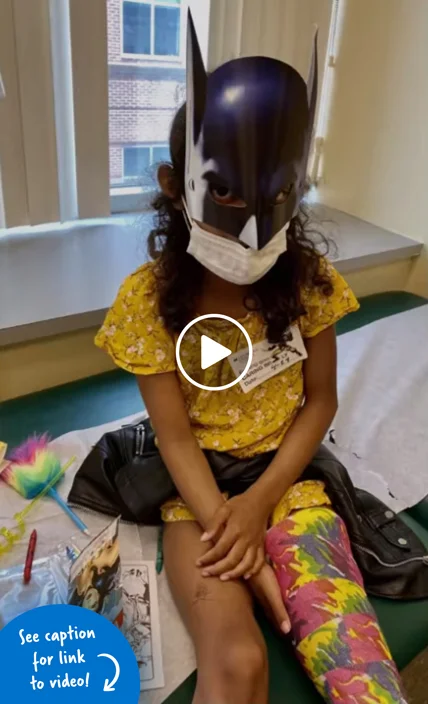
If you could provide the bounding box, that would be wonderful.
[110,187,152,213]
[0,206,422,348]
[119,55,184,65]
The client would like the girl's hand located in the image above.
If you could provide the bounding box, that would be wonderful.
[250,563,291,635]
[196,494,269,580]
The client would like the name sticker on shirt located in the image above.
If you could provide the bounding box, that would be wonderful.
[228,325,308,394]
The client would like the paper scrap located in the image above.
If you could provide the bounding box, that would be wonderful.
[122,561,164,691]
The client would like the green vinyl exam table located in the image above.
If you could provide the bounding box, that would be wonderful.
[1,291,428,704]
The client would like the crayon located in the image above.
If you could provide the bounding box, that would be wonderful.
[23,530,37,584]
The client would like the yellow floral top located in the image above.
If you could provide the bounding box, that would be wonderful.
[95,260,359,459]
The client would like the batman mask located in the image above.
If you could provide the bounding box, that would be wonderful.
[184,12,318,252]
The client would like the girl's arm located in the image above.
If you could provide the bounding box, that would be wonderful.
[137,372,225,529]
[199,326,338,576]
[247,324,338,513]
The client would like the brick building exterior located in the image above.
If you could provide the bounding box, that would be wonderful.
[107,0,186,188]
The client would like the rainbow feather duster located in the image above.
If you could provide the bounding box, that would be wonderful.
[0,435,85,538]
[1,435,63,498]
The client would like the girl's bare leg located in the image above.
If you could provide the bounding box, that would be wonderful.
[164,521,269,704]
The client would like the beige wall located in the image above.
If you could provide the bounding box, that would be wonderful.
[0,328,115,402]
[318,0,428,296]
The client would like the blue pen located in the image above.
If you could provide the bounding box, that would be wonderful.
[50,488,91,536]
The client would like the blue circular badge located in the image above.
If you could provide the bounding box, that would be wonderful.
[0,605,140,702]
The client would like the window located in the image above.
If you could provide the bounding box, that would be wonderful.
[152,145,171,162]
[123,144,170,182]
[0,0,336,225]
[122,0,182,58]
[124,146,150,178]
[109,0,210,212]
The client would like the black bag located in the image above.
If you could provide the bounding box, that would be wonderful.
[69,419,428,600]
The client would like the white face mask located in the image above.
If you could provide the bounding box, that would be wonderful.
[183,200,288,286]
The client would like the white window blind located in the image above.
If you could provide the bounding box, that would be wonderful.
[310,0,343,185]
[0,0,28,228]
[14,0,60,225]
[0,0,110,228]
[69,0,110,220]
[208,0,334,77]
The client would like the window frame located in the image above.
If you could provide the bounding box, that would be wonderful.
[120,0,186,64]
[122,143,171,181]
[111,0,210,214]
[123,144,151,180]
[110,142,170,213]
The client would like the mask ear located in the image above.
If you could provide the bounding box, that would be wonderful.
[186,10,207,154]
[307,29,319,129]
[298,30,318,192]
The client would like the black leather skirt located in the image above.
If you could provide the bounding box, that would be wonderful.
[69,418,428,600]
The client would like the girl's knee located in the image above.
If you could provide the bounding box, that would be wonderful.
[198,632,268,700]
[218,637,267,682]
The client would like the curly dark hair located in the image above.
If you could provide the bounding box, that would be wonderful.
[148,105,333,345]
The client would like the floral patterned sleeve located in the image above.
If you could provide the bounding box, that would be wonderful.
[95,263,176,375]
[299,259,360,339]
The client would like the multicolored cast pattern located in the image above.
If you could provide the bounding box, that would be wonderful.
[266,507,407,703]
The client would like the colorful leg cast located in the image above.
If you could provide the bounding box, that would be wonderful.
[265,507,408,703]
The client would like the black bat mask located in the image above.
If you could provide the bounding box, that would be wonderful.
[185,12,318,251]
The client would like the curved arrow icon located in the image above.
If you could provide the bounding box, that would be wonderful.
[98,653,121,692]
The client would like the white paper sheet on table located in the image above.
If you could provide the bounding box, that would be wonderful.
[332,305,428,512]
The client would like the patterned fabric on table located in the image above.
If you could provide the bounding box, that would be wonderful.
[266,507,408,703]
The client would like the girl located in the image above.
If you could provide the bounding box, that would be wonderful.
[95,18,407,704]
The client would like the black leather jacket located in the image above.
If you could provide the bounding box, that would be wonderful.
[69,419,428,600]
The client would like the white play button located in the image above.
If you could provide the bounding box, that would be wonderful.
[201,335,232,370]
[176,314,253,392]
